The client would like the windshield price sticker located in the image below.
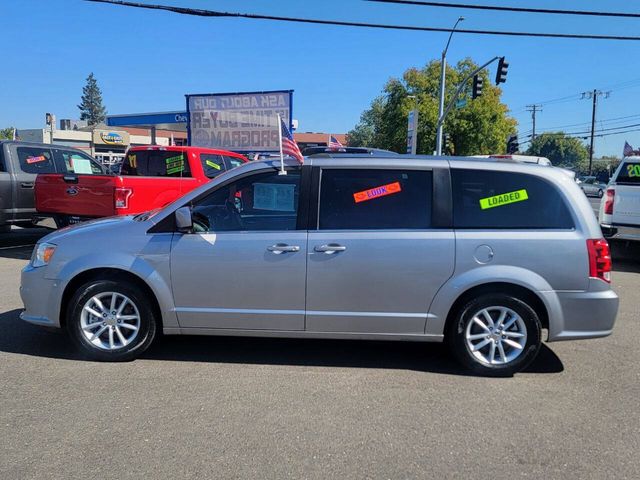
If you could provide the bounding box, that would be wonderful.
[353,182,402,203]
[626,163,640,177]
[26,155,48,164]
[480,189,529,210]
[206,160,221,170]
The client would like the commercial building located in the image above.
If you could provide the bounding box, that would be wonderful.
[17,125,187,167]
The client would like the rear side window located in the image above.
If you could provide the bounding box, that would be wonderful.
[121,150,191,177]
[53,149,104,174]
[452,169,574,229]
[616,162,640,184]
[200,154,226,179]
[224,155,245,169]
[318,169,432,229]
[16,147,56,174]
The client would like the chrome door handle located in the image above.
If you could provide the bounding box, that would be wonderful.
[314,244,347,253]
[267,244,300,254]
[21,182,34,189]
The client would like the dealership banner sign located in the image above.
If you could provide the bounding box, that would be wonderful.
[186,90,293,152]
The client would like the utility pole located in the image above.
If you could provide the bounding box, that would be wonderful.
[526,104,542,140]
[436,16,464,156]
[581,90,610,175]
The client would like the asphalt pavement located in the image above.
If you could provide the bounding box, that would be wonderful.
[1,219,639,479]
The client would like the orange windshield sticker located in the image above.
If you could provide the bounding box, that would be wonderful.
[26,155,47,164]
[353,182,402,203]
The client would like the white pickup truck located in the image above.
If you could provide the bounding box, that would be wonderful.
[599,156,640,241]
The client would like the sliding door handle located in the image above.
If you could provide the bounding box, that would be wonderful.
[267,244,300,254]
[314,244,347,253]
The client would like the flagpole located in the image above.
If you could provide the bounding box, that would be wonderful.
[277,114,286,176]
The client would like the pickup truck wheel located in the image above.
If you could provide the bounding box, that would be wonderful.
[54,216,70,229]
[448,293,542,377]
[67,279,157,361]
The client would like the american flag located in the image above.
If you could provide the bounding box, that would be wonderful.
[328,135,343,149]
[623,141,636,157]
[279,116,303,163]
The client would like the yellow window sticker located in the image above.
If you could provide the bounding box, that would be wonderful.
[479,189,528,210]
[206,160,221,170]
[128,154,137,168]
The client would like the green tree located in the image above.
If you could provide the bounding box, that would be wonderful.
[526,132,589,170]
[78,72,106,126]
[0,127,16,140]
[347,58,516,155]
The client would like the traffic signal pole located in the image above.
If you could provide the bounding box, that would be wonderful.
[436,56,501,152]
[436,17,464,156]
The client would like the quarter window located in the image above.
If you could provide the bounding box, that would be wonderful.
[191,170,301,232]
[200,154,226,179]
[318,169,432,230]
[451,169,574,229]
[16,147,56,174]
[224,155,245,169]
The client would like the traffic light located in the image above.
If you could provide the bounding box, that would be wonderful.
[443,132,452,154]
[472,75,483,99]
[507,134,519,154]
[495,56,509,85]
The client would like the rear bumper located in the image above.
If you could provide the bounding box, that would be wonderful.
[601,223,640,241]
[543,287,619,342]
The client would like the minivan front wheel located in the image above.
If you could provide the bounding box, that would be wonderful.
[448,293,542,376]
[68,279,157,361]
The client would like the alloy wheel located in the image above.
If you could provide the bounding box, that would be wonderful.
[79,292,141,351]
[464,306,527,365]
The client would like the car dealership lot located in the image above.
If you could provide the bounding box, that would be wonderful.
[1,226,639,479]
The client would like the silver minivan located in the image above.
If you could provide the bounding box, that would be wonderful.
[20,156,619,375]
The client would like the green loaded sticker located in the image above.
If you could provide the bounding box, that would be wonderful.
[165,154,185,175]
[206,160,221,170]
[479,189,529,210]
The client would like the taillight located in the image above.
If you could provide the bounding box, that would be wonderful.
[114,187,132,209]
[587,238,612,283]
[604,188,615,215]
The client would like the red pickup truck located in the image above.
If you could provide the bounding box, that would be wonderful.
[35,145,248,226]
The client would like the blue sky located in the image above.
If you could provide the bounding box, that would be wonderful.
[2,0,639,156]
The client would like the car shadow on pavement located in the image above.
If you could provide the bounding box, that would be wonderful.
[0,308,564,376]
[0,227,52,260]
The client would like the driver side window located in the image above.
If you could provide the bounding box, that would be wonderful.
[191,170,301,232]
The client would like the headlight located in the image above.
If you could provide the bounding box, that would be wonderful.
[31,242,56,267]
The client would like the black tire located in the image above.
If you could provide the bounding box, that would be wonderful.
[54,216,70,229]
[447,293,542,377]
[67,278,157,361]
[597,189,604,198]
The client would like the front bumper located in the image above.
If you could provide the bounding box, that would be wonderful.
[543,285,619,342]
[20,264,63,328]
[601,223,640,241]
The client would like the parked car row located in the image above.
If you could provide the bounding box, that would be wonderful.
[0,141,247,230]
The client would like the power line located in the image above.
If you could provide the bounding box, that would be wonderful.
[367,1,640,19]
[85,0,640,41]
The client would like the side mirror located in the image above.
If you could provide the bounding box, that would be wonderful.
[175,206,193,232]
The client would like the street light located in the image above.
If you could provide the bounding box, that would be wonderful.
[407,95,419,154]
[436,16,464,156]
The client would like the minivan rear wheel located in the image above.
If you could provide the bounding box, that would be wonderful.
[67,279,157,361]
[448,293,542,376]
